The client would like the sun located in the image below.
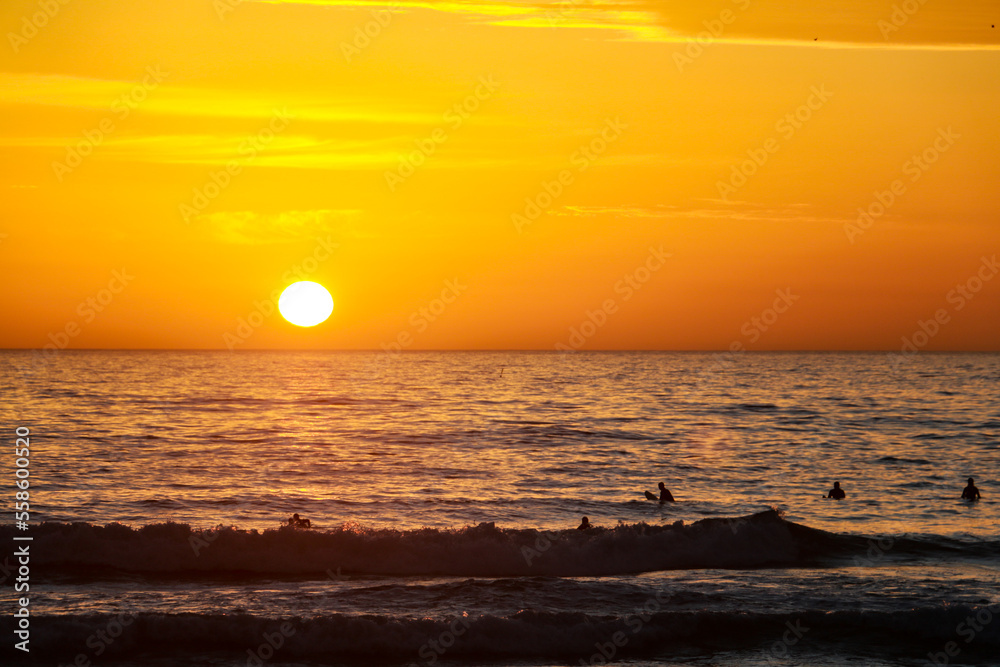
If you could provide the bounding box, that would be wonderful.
[278,281,334,327]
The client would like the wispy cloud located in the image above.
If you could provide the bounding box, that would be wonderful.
[194,209,364,244]
[256,0,672,40]
[554,202,853,224]
[252,0,1000,46]
[0,73,442,124]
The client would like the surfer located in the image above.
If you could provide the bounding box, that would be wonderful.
[643,482,675,503]
[577,516,591,530]
[658,482,675,502]
[961,477,981,501]
[288,513,312,528]
[825,481,846,499]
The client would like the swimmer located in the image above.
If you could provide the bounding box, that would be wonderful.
[825,481,846,499]
[961,477,981,501]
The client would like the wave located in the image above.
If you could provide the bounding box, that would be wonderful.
[3,606,998,662]
[876,455,932,464]
[3,511,996,578]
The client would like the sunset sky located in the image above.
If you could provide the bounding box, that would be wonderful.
[1,0,998,351]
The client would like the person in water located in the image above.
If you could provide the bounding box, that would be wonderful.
[288,513,312,528]
[961,477,981,501]
[577,516,591,530]
[658,482,675,503]
[826,481,846,499]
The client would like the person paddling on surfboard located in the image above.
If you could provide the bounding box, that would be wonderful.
[287,513,312,528]
[825,481,846,499]
[961,477,981,501]
[644,482,675,503]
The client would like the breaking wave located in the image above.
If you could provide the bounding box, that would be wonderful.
[3,511,995,578]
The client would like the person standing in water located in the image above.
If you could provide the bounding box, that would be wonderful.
[961,477,981,501]
[826,481,846,499]
[577,516,591,530]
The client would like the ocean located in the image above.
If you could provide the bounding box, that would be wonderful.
[0,350,997,666]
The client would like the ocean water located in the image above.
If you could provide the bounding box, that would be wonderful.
[0,350,997,666]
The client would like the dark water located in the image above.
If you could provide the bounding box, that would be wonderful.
[0,350,997,666]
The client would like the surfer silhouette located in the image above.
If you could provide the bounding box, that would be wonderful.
[825,481,846,499]
[658,482,675,502]
[961,477,981,501]
[644,482,675,503]
[577,516,591,530]
[288,513,312,528]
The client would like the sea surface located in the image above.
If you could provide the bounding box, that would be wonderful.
[0,350,998,666]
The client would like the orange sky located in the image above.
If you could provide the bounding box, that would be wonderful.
[1,0,998,351]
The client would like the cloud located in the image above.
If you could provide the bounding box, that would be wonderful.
[252,0,1000,46]
[194,209,364,244]
[0,73,442,124]
[553,202,853,225]
[0,73,527,170]
[255,0,673,40]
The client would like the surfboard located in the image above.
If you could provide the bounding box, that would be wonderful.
[644,491,657,501]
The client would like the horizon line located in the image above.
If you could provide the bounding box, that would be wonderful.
[2,348,999,354]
